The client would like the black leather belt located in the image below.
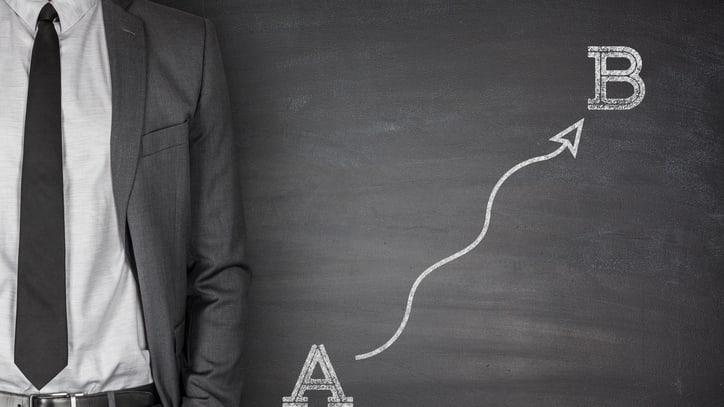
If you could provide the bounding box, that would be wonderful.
[0,382,160,407]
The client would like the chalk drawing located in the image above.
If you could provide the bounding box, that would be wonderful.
[355,119,585,360]
[283,344,354,407]
[588,46,645,110]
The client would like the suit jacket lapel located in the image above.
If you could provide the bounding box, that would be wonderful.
[100,4,181,405]
[102,0,146,235]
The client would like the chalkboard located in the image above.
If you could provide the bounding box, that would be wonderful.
[164,0,724,405]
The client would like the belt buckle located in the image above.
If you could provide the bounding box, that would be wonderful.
[29,392,85,407]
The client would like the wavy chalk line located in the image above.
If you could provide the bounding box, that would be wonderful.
[355,119,585,361]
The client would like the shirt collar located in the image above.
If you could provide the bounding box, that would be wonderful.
[3,0,99,34]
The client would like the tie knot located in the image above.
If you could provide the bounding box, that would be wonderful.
[38,2,58,23]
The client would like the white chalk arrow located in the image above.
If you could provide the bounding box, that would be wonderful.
[549,118,584,158]
[355,118,585,361]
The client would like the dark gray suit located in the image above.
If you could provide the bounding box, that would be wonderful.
[101,0,250,406]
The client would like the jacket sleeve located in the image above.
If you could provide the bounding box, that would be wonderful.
[182,16,251,407]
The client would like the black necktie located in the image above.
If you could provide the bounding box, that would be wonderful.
[14,2,68,389]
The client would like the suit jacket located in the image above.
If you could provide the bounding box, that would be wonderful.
[101,0,251,406]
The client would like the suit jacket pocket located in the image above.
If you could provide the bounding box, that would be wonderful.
[141,119,189,157]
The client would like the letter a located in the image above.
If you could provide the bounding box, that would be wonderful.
[587,46,646,110]
[282,344,354,407]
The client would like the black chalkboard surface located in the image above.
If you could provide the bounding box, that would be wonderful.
[165,0,723,405]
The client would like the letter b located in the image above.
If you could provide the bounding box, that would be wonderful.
[588,46,645,110]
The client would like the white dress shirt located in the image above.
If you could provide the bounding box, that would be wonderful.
[0,0,153,393]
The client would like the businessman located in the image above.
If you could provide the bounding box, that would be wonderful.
[0,0,250,406]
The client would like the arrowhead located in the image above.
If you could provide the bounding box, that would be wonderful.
[549,118,584,158]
